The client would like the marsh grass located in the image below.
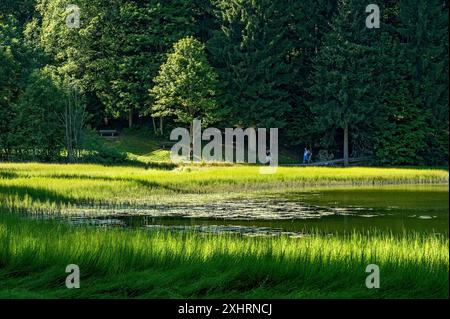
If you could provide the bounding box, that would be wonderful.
[0,164,448,298]
[0,213,448,298]
[0,163,448,213]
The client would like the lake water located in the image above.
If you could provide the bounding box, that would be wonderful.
[54,185,448,237]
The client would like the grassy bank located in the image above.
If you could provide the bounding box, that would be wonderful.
[0,214,448,299]
[1,163,448,212]
[0,164,448,299]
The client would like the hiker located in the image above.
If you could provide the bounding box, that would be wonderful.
[303,147,309,164]
[307,149,312,164]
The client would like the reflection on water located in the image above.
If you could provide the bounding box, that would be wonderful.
[65,200,380,220]
[32,185,449,236]
[146,224,304,238]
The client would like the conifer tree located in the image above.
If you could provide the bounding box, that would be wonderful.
[284,0,337,147]
[208,0,293,129]
[398,0,449,164]
[309,0,379,165]
[373,34,428,164]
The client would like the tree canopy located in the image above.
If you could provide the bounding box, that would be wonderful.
[0,0,448,165]
[150,36,219,129]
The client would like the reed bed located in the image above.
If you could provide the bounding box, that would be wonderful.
[0,164,448,298]
[0,214,448,298]
[1,163,448,212]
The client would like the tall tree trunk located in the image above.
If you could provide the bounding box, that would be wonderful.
[343,124,349,167]
[152,117,157,135]
[66,100,75,163]
[128,109,133,128]
[159,117,163,135]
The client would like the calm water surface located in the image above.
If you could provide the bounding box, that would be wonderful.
[56,185,449,236]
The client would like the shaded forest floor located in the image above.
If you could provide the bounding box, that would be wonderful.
[91,127,301,164]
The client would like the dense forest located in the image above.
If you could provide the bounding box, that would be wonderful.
[0,0,448,165]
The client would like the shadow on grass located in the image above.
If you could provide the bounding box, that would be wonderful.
[0,176,186,208]
[0,184,80,206]
[98,159,177,170]
[0,170,18,179]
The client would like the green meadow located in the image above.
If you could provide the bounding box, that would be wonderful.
[0,163,448,298]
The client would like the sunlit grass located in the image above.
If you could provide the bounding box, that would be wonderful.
[0,213,447,298]
[0,164,448,298]
[1,163,448,212]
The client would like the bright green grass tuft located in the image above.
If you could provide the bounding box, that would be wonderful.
[0,214,447,299]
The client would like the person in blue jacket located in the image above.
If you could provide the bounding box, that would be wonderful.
[303,147,308,164]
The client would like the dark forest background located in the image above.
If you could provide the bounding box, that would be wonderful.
[1,0,448,165]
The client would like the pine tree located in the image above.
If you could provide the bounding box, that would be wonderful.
[373,34,428,165]
[0,44,17,160]
[208,0,293,129]
[284,0,337,148]
[0,14,31,160]
[398,0,449,164]
[308,0,379,165]
[0,0,35,24]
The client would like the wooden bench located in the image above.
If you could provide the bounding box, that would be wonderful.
[99,130,119,138]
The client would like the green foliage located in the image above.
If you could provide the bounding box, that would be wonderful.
[367,0,449,165]
[284,0,337,146]
[374,95,428,165]
[308,0,379,160]
[59,82,89,162]
[1,0,448,165]
[208,0,294,128]
[0,16,18,152]
[10,69,65,161]
[0,37,17,159]
[36,0,197,125]
[150,36,219,127]
[372,35,427,165]
[308,0,448,165]
[80,129,127,164]
[1,14,43,160]
[0,0,36,24]
[398,0,449,164]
